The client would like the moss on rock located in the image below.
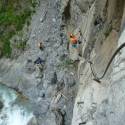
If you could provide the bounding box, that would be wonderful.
[0,0,37,57]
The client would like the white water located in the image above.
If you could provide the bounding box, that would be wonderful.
[0,84,33,125]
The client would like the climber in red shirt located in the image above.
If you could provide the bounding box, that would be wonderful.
[69,32,81,48]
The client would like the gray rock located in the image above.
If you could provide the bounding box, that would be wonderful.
[27,117,38,125]
[52,18,56,22]
[0,0,77,125]
[53,109,65,125]
[51,72,57,85]
[33,100,50,117]
[0,101,3,110]
[64,73,76,87]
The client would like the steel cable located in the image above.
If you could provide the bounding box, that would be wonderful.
[88,42,125,81]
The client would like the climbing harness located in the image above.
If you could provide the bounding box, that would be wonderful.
[88,42,125,83]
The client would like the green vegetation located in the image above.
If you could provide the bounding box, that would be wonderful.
[0,0,37,57]
[15,40,27,50]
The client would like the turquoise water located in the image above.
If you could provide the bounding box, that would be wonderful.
[0,84,33,125]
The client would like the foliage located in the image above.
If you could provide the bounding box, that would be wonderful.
[0,0,36,57]
[15,40,27,50]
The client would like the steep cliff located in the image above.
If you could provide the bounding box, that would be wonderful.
[0,0,77,125]
[0,0,125,125]
[67,0,125,125]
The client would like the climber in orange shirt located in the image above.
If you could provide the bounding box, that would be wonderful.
[69,32,81,48]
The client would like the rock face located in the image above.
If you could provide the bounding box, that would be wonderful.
[68,0,125,125]
[0,0,125,125]
[27,117,38,125]
[0,0,77,125]
[0,101,3,110]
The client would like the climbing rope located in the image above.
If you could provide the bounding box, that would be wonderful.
[88,42,125,82]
